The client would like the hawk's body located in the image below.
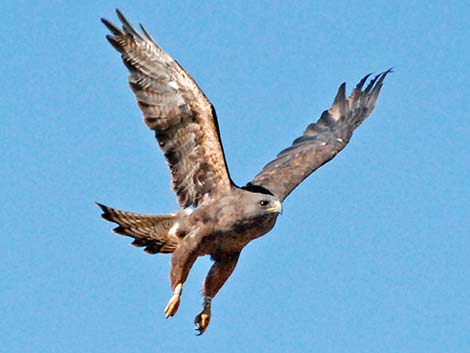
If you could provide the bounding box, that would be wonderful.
[98,10,390,335]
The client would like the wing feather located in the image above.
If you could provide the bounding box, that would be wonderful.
[102,10,232,208]
[245,70,392,201]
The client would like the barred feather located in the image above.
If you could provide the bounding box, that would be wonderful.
[101,10,233,208]
[247,69,392,201]
[96,203,180,254]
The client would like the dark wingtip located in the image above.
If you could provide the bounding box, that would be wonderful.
[139,23,152,39]
[102,213,114,222]
[374,68,393,84]
[101,17,122,35]
[366,68,393,96]
[95,202,107,212]
[377,68,393,84]
[367,68,392,100]
[114,8,142,39]
[355,73,373,92]
[356,69,392,95]
[364,73,382,94]
[113,226,128,235]
[144,244,163,254]
[130,238,147,247]
[334,82,347,103]
[105,34,123,52]
[95,202,114,222]
[115,8,124,19]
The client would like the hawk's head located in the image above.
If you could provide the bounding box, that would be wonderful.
[235,189,282,221]
[255,195,282,215]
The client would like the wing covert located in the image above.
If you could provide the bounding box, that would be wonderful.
[102,10,233,208]
[245,70,391,201]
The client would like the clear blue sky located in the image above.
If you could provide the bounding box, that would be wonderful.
[2,1,469,352]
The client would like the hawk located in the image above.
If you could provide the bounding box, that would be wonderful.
[98,9,391,335]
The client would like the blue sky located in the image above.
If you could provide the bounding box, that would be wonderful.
[1,1,469,352]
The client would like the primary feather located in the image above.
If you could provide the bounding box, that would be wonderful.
[246,69,392,201]
[102,10,233,208]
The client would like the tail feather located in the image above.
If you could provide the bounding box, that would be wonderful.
[96,203,180,254]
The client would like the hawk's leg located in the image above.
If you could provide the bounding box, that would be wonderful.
[194,252,240,335]
[164,242,198,318]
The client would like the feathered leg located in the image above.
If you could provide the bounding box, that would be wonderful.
[164,240,199,318]
[195,252,240,335]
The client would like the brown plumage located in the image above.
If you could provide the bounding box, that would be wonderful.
[98,9,391,335]
[248,73,389,201]
[102,10,231,208]
[96,203,180,254]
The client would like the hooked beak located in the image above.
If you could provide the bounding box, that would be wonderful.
[267,200,283,215]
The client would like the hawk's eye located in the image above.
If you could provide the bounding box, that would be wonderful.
[259,200,270,207]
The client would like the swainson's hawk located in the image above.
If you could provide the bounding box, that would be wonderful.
[98,10,391,335]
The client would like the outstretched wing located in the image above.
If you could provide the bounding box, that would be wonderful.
[102,10,233,208]
[245,70,391,201]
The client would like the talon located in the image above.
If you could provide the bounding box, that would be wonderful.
[164,294,181,318]
[164,283,182,318]
[194,310,211,335]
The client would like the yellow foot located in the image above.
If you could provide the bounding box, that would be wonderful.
[164,283,182,318]
[164,294,181,318]
[194,308,211,335]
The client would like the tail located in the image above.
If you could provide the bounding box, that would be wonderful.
[96,203,180,254]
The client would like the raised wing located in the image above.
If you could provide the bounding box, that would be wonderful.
[102,10,233,208]
[246,70,391,201]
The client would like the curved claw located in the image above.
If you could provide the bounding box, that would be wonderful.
[194,311,211,335]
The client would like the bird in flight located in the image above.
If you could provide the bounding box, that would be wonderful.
[98,9,391,335]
